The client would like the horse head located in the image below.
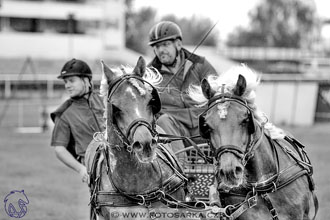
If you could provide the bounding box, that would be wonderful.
[188,66,318,220]
[101,56,162,163]
[189,65,269,190]
[86,57,188,218]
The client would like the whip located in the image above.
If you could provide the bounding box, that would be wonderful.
[159,19,219,92]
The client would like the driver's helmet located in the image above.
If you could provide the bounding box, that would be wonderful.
[148,21,182,46]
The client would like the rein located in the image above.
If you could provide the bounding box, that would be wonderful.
[157,133,214,163]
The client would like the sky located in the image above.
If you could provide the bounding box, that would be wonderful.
[133,0,330,41]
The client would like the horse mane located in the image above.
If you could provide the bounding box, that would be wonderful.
[188,64,286,139]
[100,65,162,98]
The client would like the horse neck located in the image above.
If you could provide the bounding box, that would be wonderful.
[113,149,177,193]
[245,131,278,183]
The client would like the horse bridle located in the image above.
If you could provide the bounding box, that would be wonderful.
[199,93,263,165]
[107,74,161,149]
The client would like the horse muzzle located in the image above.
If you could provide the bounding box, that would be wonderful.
[131,138,157,163]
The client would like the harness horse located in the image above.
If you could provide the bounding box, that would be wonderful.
[85,57,191,220]
[189,65,318,220]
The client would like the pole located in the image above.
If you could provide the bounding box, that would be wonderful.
[68,13,75,58]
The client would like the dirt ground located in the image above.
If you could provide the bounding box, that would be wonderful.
[0,123,329,220]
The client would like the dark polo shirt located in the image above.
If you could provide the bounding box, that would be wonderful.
[50,92,105,158]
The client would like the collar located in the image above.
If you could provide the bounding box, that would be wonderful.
[70,91,92,103]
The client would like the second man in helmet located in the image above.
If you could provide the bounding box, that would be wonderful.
[148,21,217,154]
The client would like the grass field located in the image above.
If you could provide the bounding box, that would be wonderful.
[0,123,329,220]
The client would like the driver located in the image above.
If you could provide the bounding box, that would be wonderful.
[148,21,217,153]
[50,58,105,184]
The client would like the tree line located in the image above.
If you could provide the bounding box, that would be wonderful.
[125,0,321,55]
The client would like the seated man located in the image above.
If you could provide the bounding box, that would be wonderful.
[147,21,217,154]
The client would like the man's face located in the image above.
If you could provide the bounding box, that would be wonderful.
[63,76,86,98]
[153,40,179,66]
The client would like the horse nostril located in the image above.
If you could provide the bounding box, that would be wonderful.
[218,169,225,179]
[235,166,243,177]
[132,141,143,151]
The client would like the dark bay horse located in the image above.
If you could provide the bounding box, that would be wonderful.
[85,57,188,220]
[188,65,318,220]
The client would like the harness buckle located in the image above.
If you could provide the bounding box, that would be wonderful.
[157,190,166,199]
[247,195,257,208]
[137,195,146,206]
[223,205,235,219]
[126,144,133,153]
[195,200,207,209]
[270,208,278,219]
[272,181,277,192]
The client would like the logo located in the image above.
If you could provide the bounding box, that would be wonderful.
[4,190,29,218]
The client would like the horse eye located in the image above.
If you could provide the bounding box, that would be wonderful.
[148,99,158,113]
[240,117,249,126]
[205,124,213,133]
[112,104,122,118]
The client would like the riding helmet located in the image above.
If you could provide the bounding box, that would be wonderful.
[148,21,182,46]
[58,58,92,79]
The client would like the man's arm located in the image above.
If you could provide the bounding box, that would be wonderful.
[54,146,88,184]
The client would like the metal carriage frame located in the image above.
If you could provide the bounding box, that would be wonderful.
[174,142,215,201]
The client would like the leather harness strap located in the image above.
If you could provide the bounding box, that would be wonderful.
[261,193,279,220]
[217,133,317,220]
[89,142,188,211]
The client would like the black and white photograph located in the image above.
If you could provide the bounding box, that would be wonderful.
[0,0,329,219]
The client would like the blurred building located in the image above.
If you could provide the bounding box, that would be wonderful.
[0,0,125,56]
[0,0,148,129]
[0,0,144,75]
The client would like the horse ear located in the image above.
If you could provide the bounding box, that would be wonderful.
[101,60,116,82]
[233,74,246,96]
[133,56,146,77]
[201,78,216,100]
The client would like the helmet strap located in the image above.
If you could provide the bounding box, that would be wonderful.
[72,77,92,99]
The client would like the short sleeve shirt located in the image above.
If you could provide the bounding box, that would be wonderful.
[51,92,105,157]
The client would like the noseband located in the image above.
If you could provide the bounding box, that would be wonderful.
[107,74,160,149]
[200,93,263,166]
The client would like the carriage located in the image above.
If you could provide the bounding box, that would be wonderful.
[85,57,318,220]
[175,144,214,201]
